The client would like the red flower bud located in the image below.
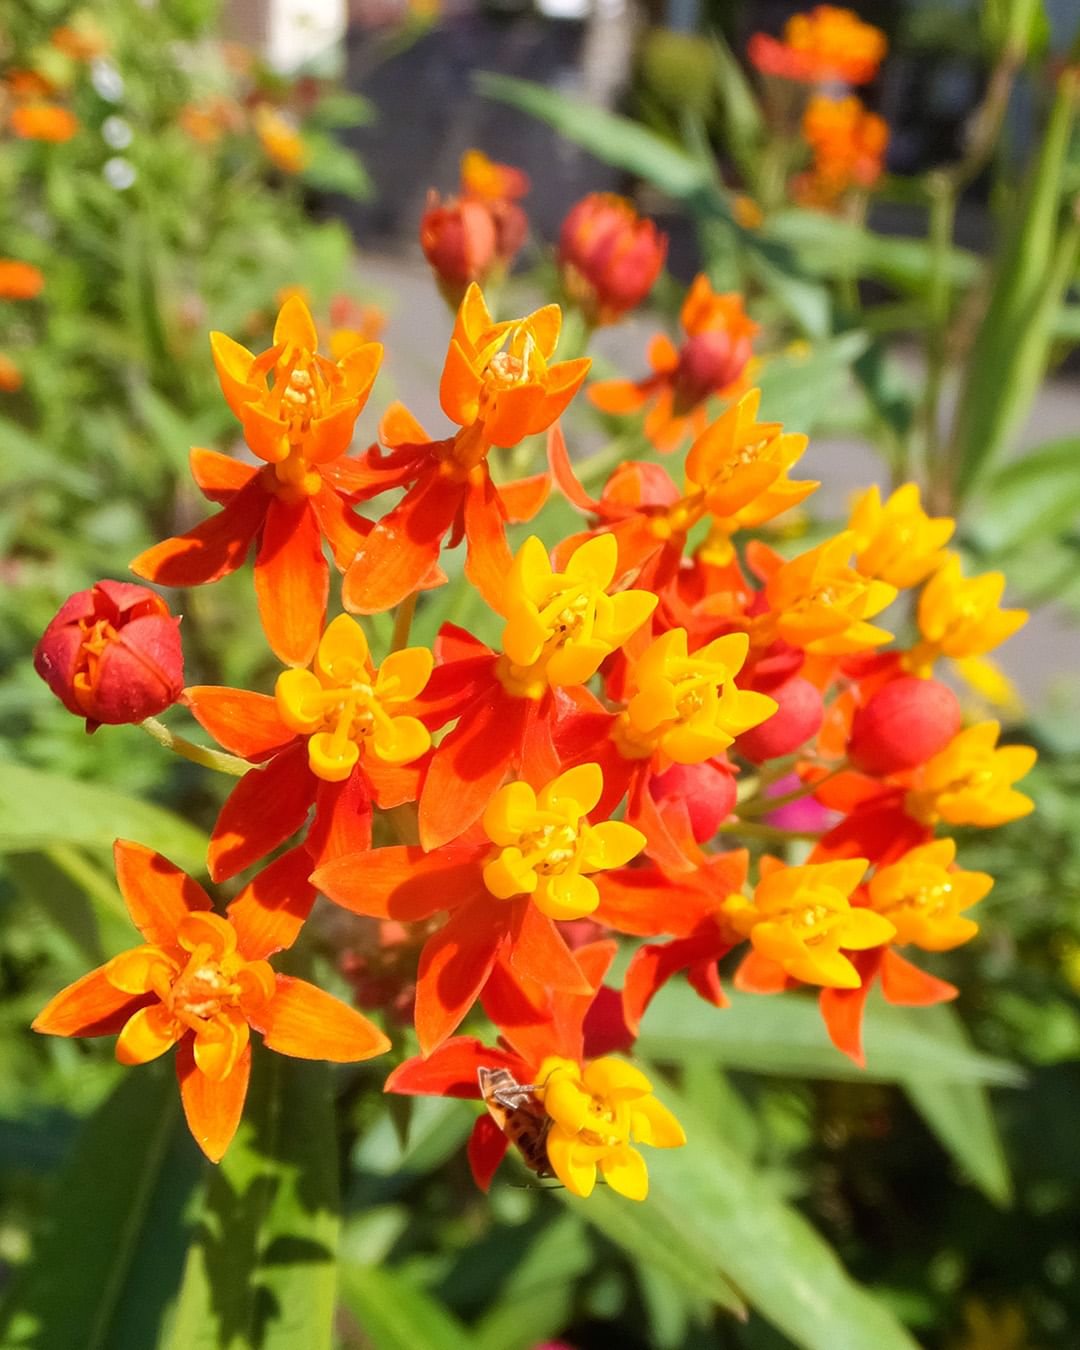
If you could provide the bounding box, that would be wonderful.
[558,193,667,326]
[735,677,823,763]
[34,580,184,732]
[650,758,737,842]
[420,192,498,304]
[848,676,961,776]
[673,329,753,411]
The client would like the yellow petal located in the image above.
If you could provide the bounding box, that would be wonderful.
[599,1144,649,1201]
[276,668,325,734]
[483,848,535,900]
[580,821,645,872]
[371,714,430,765]
[535,872,598,921]
[630,1096,687,1149]
[375,647,433,702]
[105,945,175,996]
[483,781,539,845]
[116,1003,181,1066]
[541,762,602,816]
[315,614,370,685]
[565,532,618,588]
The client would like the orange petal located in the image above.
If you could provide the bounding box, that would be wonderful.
[33,966,146,1038]
[130,480,268,587]
[547,422,598,512]
[274,294,318,350]
[114,840,212,945]
[189,447,258,504]
[880,948,957,1006]
[208,743,314,883]
[819,978,873,1068]
[508,902,593,994]
[176,1036,250,1163]
[497,472,550,524]
[463,473,514,611]
[532,358,591,431]
[384,1036,521,1097]
[343,474,461,615]
[228,845,317,961]
[588,379,650,415]
[184,686,296,762]
[116,1002,182,1065]
[254,496,327,668]
[418,692,529,850]
[306,772,373,869]
[379,401,429,447]
[314,842,485,921]
[310,483,371,571]
[252,975,390,1061]
[414,898,508,1055]
[468,1114,510,1193]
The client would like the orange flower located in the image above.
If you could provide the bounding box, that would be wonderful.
[796,95,889,206]
[10,103,79,142]
[748,6,887,86]
[0,259,44,300]
[460,149,530,202]
[420,192,500,301]
[849,483,954,589]
[342,285,587,614]
[0,353,22,391]
[865,839,992,952]
[907,553,1027,675]
[558,194,667,326]
[131,295,383,666]
[254,104,307,174]
[50,18,109,60]
[590,277,758,453]
[33,841,389,1161]
[903,721,1036,828]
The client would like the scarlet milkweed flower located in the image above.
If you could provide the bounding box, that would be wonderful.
[412,532,657,848]
[254,104,308,174]
[907,553,1027,674]
[795,95,889,207]
[0,259,44,300]
[748,6,887,87]
[903,721,1036,828]
[848,483,954,589]
[341,285,588,614]
[558,194,667,326]
[589,277,758,453]
[34,580,184,732]
[185,613,433,881]
[33,841,389,1161]
[0,353,22,391]
[9,102,79,142]
[131,296,383,666]
[722,857,895,988]
[459,149,530,203]
[313,764,642,1053]
[422,150,530,304]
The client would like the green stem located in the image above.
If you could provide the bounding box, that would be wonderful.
[738,764,846,819]
[140,717,251,777]
[390,591,419,653]
[921,173,957,497]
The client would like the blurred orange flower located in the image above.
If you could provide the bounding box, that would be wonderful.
[0,260,44,300]
[749,6,887,86]
[10,103,79,142]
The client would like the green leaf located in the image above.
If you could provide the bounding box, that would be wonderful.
[338,1266,474,1350]
[0,1065,202,1350]
[708,31,766,188]
[754,331,870,432]
[966,437,1080,555]
[475,73,710,201]
[616,1072,921,1350]
[308,91,376,130]
[159,1050,340,1350]
[636,985,1024,1086]
[901,1007,1013,1206]
[0,759,208,875]
[301,135,373,200]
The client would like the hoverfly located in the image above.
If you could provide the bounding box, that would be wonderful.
[477,1066,554,1180]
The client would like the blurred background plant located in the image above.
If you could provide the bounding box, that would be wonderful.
[1,2,1079,1349]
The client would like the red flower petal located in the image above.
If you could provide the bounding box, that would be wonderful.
[252,975,390,1061]
[547,422,599,512]
[254,496,328,668]
[306,771,373,868]
[508,901,593,995]
[622,931,727,1035]
[384,1036,522,1098]
[176,1036,250,1163]
[463,472,514,611]
[311,482,371,571]
[343,472,463,615]
[114,839,212,944]
[183,686,296,762]
[208,743,314,882]
[497,472,550,523]
[130,479,267,587]
[419,691,529,849]
[468,1114,510,1193]
[228,845,317,961]
[314,843,486,921]
[414,898,508,1055]
[880,948,957,1006]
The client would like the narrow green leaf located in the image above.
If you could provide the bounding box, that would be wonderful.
[160,1050,340,1350]
[0,1065,201,1350]
[339,1266,474,1350]
[901,1007,1012,1205]
[754,331,870,431]
[624,1073,920,1350]
[636,985,1024,1086]
[475,73,710,201]
[967,436,1080,554]
[469,1213,591,1350]
[0,759,208,875]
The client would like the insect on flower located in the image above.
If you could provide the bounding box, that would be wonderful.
[477,1066,554,1180]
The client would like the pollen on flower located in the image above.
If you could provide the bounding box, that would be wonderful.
[481,764,645,921]
[276,614,432,782]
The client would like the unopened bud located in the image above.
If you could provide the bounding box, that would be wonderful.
[735,677,823,763]
[848,675,961,776]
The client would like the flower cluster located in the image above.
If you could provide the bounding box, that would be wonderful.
[34,173,1033,1194]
